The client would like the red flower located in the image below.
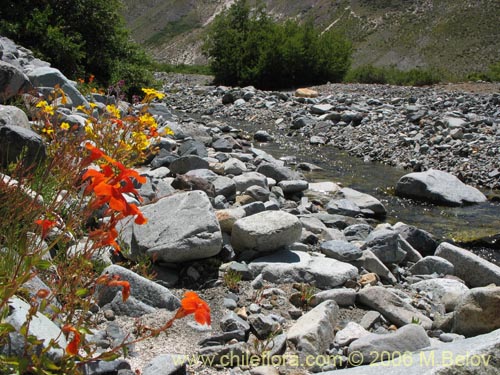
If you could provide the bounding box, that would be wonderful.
[35,219,56,238]
[62,324,81,355]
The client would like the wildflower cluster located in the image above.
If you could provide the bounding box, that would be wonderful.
[0,83,209,374]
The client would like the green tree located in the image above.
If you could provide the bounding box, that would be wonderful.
[203,0,352,89]
[0,0,154,92]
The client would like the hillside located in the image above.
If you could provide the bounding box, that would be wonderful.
[121,0,500,77]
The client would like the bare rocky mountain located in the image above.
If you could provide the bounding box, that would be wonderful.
[121,0,500,76]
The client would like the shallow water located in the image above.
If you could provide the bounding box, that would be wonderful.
[255,139,500,265]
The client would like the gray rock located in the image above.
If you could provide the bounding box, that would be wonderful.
[96,265,179,311]
[169,155,209,175]
[142,354,186,375]
[254,130,274,142]
[278,180,309,194]
[334,322,370,346]
[287,300,339,367]
[248,314,281,339]
[320,240,363,262]
[0,105,30,128]
[325,328,500,374]
[452,286,500,337]
[249,250,358,289]
[363,229,407,264]
[1,297,66,362]
[393,222,437,256]
[411,278,469,312]
[0,61,32,102]
[128,191,222,263]
[311,288,357,307]
[223,157,247,175]
[233,171,268,192]
[434,242,500,287]
[359,311,383,330]
[220,312,250,333]
[178,139,208,157]
[212,136,237,152]
[347,324,430,364]
[0,124,46,168]
[351,250,398,284]
[82,359,131,375]
[343,224,373,241]
[326,198,362,217]
[395,169,487,206]
[357,286,432,329]
[256,162,300,183]
[336,187,387,218]
[27,66,88,106]
[231,211,302,253]
[311,103,334,115]
[244,185,270,202]
[408,256,454,276]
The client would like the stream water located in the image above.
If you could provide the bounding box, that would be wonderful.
[255,138,500,265]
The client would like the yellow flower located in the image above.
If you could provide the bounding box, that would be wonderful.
[42,127,54,135]
[85,124,94,135]
[132,131,150,150]
[89,102,97,109]
[36,100,55,115]
[106,104,121,119]
[162,127,174,136]
[60,122,70,131]
[142,88,165,102]
[138,113,157,128]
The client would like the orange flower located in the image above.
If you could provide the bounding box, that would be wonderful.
[97,274,131,302]
[108,279,131,302]
[177,291,211,326]
[35,219,56,238]
[62,324,81,355]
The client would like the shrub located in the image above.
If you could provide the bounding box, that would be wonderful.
[202,0,352,89]
[0,0,156,95]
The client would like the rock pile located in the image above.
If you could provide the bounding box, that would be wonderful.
[1,37,500,374]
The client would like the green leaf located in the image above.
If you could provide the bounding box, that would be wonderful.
[0,322,16,335]
[37,260,53,270]
[75,288,88,297]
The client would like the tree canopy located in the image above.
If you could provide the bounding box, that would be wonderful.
[203,0,352,89]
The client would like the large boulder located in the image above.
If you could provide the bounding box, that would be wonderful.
[452,286,500,337]
[125,191,223,263]
[249,250,358,289]
[0,105,30,128]
[395,169,487,206]
[231,211,302,253]
[0,124,46,168]
[0,61,32,102]
[434,242,500,287]
[27,66,88,107]
[411,278,469,312]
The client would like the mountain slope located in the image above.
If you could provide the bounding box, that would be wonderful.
[121,0,500,76]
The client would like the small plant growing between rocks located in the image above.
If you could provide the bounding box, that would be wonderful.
[223,269,242,292]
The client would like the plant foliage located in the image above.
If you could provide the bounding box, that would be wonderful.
[0,0,155,93]
[202,0,352,89]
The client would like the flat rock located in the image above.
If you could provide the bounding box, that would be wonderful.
[334,321,370,346]
[311,288,357,307]
[320,240,363,262]
[231,211,302,253]
[347,324,430,364]
[249,250,358,289]
[357,286,432,329]
[336,187,387,218]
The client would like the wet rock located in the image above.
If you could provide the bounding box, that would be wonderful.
[395,169,487,206]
